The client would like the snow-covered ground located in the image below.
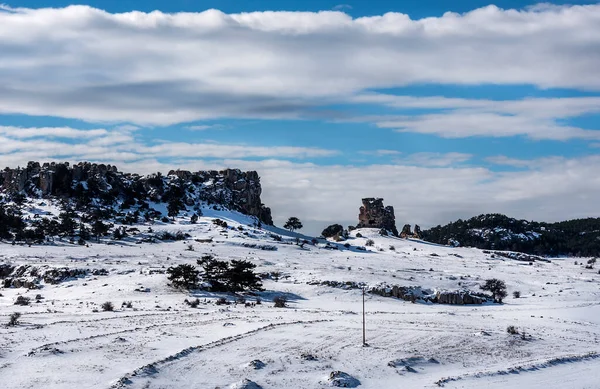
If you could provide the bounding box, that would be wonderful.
[2,209,600,388]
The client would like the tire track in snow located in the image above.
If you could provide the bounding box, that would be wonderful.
[109,319,332,389]
[434,351,600,387]
[26,314,246,356]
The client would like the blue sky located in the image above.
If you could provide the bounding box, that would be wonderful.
[1,0,600,233]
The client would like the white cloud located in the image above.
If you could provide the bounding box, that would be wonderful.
[395,152,473,167]
[186,124,225,131]
[0,5,598,124]
[0,126,339,163]
[333,4,353,11]
[348,94,600,140]
[0,126,107,139]
[359,149,402,156]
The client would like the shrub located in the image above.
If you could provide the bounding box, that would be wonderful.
[365,239,375,247]
[157,231,189,241]
[355,233,363,238]
[186,298,200,308]
[14,296,31,306]
[270,234,282,242]
[507,325,519,335]
[35,294,43,301]
[513,291,521,299]
[122,301,133,308]
[167,264,199,290]
[8,312,21,326]
[101,301,114,311]
[481,278,508,303]
[273,295,287,308]
[256,297,262,305]
[216,297,228,305]
[236,295,246,304]
[213,219,228,228]
[186,244,194,251]
[389,246,396,251]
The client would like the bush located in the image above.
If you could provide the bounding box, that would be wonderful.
[507,325,519,335]
[213,219,228,228]
[8,312,21,326]
[356,233,363,238]
[481,278,507,303]
[157,231,189,241]
[101,301,114,311]
[513,291,521,299]
[365,239,375,247]
[215,297,229,305]
[270,234,282,242]
[389,246,396,251]
[122,301,133,309]
[273,295,287,308]
[167,264,199,290]
[14,296,31,306]
[256,297,262,305]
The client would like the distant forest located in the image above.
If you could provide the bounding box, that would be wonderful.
[421,214,600,257]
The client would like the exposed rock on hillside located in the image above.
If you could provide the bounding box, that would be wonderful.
[357,198,398,236]
[0,161,273,225]
[322,224,344,239]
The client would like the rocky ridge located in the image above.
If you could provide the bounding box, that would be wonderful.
[0,161,273,225]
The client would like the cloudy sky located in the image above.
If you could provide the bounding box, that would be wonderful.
[1,0,600,234]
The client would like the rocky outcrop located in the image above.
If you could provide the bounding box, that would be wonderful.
[414,225,422,238]
[357,198,398,236]
[0,264,109,289]
[434,290,488,305]
[313,280,491,305]
[0,161,273,225]
[400,224,422,239]
[322,224,344,239]
[400,224,412,237]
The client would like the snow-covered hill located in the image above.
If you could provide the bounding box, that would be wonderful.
[2,208,600,389]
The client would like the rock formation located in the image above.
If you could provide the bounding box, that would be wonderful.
[400,224,422,239]
[0,161,273,225]
[414,225,422,238]
[321,224,344,239]
[357,198,398,236]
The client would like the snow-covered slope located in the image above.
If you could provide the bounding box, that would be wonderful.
[1,212,600,389]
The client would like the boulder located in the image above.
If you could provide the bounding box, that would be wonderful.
[435,290,488,305]
[323,371,361,388]
[322,224,344,239]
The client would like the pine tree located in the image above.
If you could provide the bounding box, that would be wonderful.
[284,217,303,232]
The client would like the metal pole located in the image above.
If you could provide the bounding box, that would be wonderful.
[362,287,366,346]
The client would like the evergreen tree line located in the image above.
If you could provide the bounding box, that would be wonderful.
[421,213,600,257]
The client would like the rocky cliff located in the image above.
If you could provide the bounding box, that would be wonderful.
[357,198,398,236]
[0,161,273,225]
